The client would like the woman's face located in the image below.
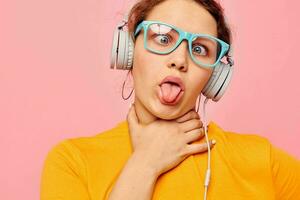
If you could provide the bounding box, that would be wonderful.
[132,0,218,119]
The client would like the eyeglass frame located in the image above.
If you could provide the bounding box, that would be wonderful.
[134,20,230,68]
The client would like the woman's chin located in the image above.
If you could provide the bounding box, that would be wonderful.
[150,99,184,120]
[150,96,198,120]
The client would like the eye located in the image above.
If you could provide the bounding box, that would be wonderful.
[153,34,171,45]
[192,44,208,56]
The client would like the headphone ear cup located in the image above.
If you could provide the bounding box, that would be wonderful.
[116,29,127,69]
[110,28,120,69]
[202,62,224,97]
[126,35,134,69]
[213,64,233,101]
[202,62,233,102]
[110,24,134,70]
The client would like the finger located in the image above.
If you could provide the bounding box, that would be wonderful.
[184,128,205,144]
[127,103,139,131]
[176,110,200,123]
[183,139,216,155]
[179,118,203,133]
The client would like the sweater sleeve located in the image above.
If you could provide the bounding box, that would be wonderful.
[40,139,90,200]
[270,144,300,200]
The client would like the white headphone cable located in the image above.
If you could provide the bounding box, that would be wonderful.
[202,97,211,200]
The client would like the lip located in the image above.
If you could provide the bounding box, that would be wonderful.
[159,76,185,91]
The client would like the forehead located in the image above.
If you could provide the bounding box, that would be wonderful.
[144,0,218,37]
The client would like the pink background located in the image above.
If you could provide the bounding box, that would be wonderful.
[1,0,299,199]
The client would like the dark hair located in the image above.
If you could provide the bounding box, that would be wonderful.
[127,0,232,56]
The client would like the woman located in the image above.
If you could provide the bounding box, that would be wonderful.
[40,0,300,199]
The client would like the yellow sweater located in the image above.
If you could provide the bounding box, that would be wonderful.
[40,120,300,200]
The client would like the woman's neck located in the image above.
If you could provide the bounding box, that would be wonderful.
[132,96,158,126]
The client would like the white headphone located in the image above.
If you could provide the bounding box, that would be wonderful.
[110,18,234,102]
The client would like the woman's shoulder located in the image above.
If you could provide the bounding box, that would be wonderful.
[48,121,129,153]
[210,120,299,166]
[42,120,131,182]
[209,121,274,166]
[41,121,131,198]
[209,120,271,147]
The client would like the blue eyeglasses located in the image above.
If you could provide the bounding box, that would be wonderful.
[134,20,230,68]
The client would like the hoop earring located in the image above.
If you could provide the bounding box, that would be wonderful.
[122,70,134,100]
[195,94,201,113]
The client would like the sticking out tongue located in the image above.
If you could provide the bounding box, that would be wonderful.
[160,82,182,103]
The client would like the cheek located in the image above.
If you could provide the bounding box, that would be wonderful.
[133,47,151,82]
[185,68,213,101]
[132,42,159,96]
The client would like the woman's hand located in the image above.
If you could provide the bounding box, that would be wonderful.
[127,104,215,176]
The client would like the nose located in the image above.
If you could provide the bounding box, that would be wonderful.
[167,40,189,72]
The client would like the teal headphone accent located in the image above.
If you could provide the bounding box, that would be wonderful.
[110,18,234,102]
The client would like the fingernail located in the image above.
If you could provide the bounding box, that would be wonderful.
[129,102,132,108]
[211,139,216,145]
